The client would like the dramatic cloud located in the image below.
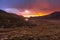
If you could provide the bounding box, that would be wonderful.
[0,0,60,17]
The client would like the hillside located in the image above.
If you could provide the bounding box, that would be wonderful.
[29,11,60,20]
[0,10,27,28]
[44,11,60,19]
[0,10,60,40]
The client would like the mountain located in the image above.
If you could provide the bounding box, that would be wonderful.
[43,11,60,19]
[29,11,60,20]
[0,10,26,28]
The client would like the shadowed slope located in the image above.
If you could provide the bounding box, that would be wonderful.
[44,11,60,19]
[0,10,26,28]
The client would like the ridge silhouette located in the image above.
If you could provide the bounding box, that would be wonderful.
[0,10,26,28]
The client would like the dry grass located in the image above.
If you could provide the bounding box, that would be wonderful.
[0,19,60,40]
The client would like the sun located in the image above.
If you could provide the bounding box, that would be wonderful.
[24,10,30,14]
[25,10,29,13]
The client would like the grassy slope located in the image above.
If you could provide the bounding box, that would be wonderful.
[0,19,60,40]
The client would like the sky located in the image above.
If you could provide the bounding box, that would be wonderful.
[0,0,60,17]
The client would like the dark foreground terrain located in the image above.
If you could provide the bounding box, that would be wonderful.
[0,10,60,40]
[0,19,60,40]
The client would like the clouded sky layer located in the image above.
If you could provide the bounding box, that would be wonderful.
[0,0,60,15]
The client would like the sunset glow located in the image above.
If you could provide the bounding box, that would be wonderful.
[0,0,60,17]
[3,8,50,17]
[22,12,47,17]
[19,10,48,17]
